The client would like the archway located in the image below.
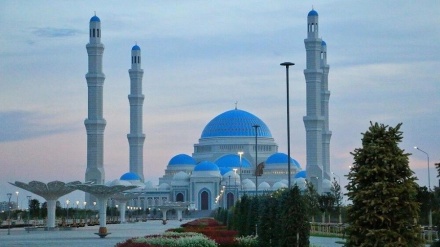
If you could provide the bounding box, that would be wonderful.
[176,193,184,202]
[226,192,234,209]
[201,191,209,210]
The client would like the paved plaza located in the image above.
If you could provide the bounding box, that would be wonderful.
[4,220,429,247]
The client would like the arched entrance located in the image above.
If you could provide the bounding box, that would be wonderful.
[226,192,234,209]
[201,191,209,210]
[176,193,184,202]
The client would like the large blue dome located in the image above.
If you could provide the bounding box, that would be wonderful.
[266,153,301,169]
[132,44,141,51]
[168,154,196,166]
[194,161,219,172]
[201,109,272,138]
[215,154,252,168]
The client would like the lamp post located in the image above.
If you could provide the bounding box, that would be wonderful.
[253,124,260,196]
[414,146,432,241]
[66,199,70,226]
[332,172,341,185]
[238,151,244,193]
[7,193,12,235]
[280,62,295,188]
[27,195,31,227]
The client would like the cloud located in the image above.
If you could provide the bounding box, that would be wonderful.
[0,111,78,142]
[32,27,81,38]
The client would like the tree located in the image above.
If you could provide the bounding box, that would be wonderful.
[304,182,320,223]
[331,178,343,223]
[29,199,40,218]
[345,122,423,246]
[279,186,310,247]
[318,192,335,223]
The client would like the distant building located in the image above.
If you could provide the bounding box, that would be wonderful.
[86,9,332,209]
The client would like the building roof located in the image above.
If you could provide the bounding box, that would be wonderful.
[201,109,272,138]
[132,44,141,51]
[168,154,196,166]
[321,40,326,46]
[265,153,301,169]
[215,154,252,168]
[120,172,141,181]
[194,161,220,172]
[294,170,307,178]
[308,9,318,17]
[90,15,101,22]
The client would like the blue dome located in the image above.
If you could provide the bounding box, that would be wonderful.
[168,154,196,166]
[194,161,219,172]
[201,109,272,138]
[321,40,326,46]
[308,9,318,17]
[90,15,101,22]
[295,170,307,179]
[219,167,233,175]
[266,153,301,169]
[132,45,141,51]
[120,172,141,181]
[215,154,252,168]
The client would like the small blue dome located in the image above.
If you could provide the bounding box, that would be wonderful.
[132,45,141,51]
[201,109,272,138]
[266,153,301,169]
[120,172,141,181]
[321,40,326,46]
[168,154,196,166]
[219,167,233,175]
[295,170,307,179]
[90,15,101,22]
[308,9,318,17]
[215,154,252,168]
[194,161,219,172]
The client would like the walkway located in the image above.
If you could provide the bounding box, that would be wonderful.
[0,220,186,247]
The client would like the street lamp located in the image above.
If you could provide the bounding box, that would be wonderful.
[332,172,341,185]
[280,62,295,189]
[16,191,19,210]
[27,195,31,227]
[414,146,432,240]
[238,151,244,193]
[7,193,12,235]
[66,199,70,226]
[253,124,260,196]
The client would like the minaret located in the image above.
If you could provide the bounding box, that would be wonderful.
[320,40,332,181]
[303,9,324,192]
[127,44,145,181]
[84,15,106,202]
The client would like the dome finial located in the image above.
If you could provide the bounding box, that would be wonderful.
[94,11,96,16]
[235,101,238,110]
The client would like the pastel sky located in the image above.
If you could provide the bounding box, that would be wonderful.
[1,1,439,206]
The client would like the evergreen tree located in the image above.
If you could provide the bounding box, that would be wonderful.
[331,178,343,223]
[279,186,310,247]
[258,195,280,246]
[345,122,423,247]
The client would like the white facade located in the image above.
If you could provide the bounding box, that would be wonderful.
[303,9,332,193]
[127,45,146,181]
[84,15,106,204]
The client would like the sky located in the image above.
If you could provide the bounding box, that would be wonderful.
[0,0,439,207]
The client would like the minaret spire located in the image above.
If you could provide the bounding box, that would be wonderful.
[304,8,324,193]
[84,14,106,204]
[127,44,145,181]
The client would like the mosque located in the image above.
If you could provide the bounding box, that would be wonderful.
[84,9,332,211]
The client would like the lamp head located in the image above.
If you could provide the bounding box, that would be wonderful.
[280,62,295,67]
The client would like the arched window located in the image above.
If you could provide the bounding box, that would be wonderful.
[226,192,235,209]
[176,193,184,202]
[93,29,95,37]
[201,191,209,210]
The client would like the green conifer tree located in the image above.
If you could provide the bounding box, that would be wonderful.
[345,122,423,247]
